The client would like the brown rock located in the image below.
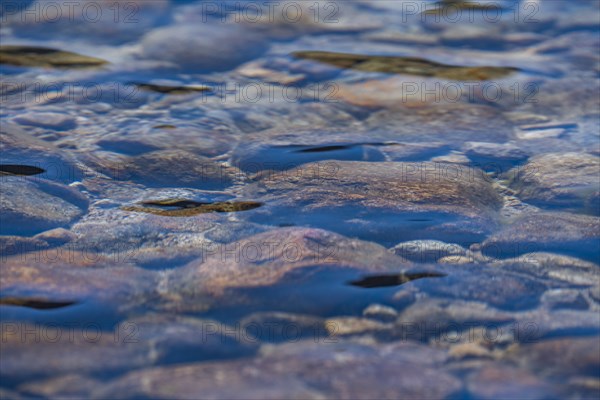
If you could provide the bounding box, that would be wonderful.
[0,176,88,236]
[507,152,600,215]
[94,340,461,399]
[0,249,155,307]
[242,161,502,245]
[1,122,85,183]
[168,227,412,298]
[479,212,600,263]
[467,365,556,399]
[86,150,241,190]
[509,337,600,381]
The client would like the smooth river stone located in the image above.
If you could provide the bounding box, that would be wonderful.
[139,23,267,73]
[241,161,502,246]
[241,0,380,38]
[96,125,233,158]
[14,112,77,130]
[0,228,75,259]
[231,141,385,173]
[17,374,101,400]
[93,340,461,400]
[506,152,600,215]
[364,103,515,145]
[68,207,223,270]
[478,211,600,263]
[393,262,551,312]
[1,122,85,183]
[462,141,529,173]
[507,337,600,399]
[389,239,467,263]
[167,227,413,300]
[229,128,391,158]
[0,324,157,385]
[490,252,600,286]
[0,177,88,236]
[466,365,557,400]
[0,314,255,386]
[0,250,155,308]
[86,150,241,190]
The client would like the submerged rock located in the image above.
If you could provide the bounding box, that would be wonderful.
[293,51,518,80]
[66,201,238,270]
[466,365,557,400]
[365,103,515,144]
[231,141,385,173]
[139,24,267,72]
[239,312,326,342]
[390,240,467,263]
[380,142,451,162]
[0,235,49,259]
[0,123,85,183]
[0,314,255,386]
[94,340,461,400]
[238,0,380,38]
[478,212,600,263]
[0,250,154,307]
[95,125,233,158]
[0,45,107,68]
[242,161,502,245]
[87,150,241,190]
[324,316,391,336]
[508,337,600,393]
[203,221,270,244]
[14,112,77,130]
[491,252,600,286]
[167,227,413,299]
[506,153,600,215]
[17,374,101,400]
[394,262,550,312]
[0,177,88,236]
[0,228,74,259]
[119,313,259,362]
[462,141,529,173]
[0,324,154,385]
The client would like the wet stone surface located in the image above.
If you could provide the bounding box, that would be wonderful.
[0,176,88,236]
[94,340,462,400]
[242,161,502,246]
[86,150,242,190]
[139,23,268,73]
[390,239,467,263]
[14,112,77,130]
[507,152,600,215]
[478,211,600,263]
[1,0,599,398]
[1,123,85,183]
[165,227,415,312]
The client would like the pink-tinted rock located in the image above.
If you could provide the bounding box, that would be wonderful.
[94,340,461,400]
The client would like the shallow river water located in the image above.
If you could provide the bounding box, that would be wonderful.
[1,0,599,398]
